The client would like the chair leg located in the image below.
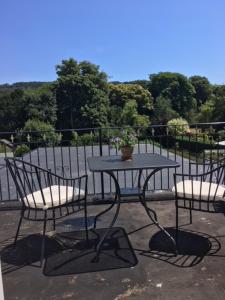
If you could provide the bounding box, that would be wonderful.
[175,203,179,247]
[84,199,89,241]
[52,209,56,231]
[53,219,56,231]
[189,209,193,224]
[13,213,23,248]
[40,213,47,268]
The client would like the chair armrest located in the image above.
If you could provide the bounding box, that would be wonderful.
[190,157,225,167]
[55,174,88,182]
[174,172,214,181]
[174,163,225,187]
[34,167,88,193]
[30,164,88,182]
[189,162,213,166]
[174,172,205,178]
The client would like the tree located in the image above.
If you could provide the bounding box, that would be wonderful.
[212,85,225,97]
[197,94,225,123]
[189,76,212,106]
[153,96,179,124]
[56,58,80,77]
[211,96,225,122]
[55,58,109,129]
[123,80,149,89]
[0,82,48,93]
[0,89,27,131]
[121,100,150,127]
[25,86,57,125]
[108,83,153,117]
[197,100,214,123]
[149,72,196,119]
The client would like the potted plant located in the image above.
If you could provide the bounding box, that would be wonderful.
[110,128,138,160]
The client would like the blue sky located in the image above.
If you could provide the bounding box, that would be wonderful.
[1,0,225,84]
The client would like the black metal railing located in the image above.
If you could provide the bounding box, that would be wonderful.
[0,122,225,203]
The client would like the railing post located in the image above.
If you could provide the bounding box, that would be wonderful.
[99,128,105,200]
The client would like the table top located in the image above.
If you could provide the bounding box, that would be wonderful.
[87,153,180,172]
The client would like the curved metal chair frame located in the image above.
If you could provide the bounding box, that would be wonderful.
[174,158,225,246]
[5,157,88,267]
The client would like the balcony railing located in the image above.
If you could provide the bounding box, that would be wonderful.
[0,122,225,205]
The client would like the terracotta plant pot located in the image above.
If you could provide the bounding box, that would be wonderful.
[121,146,133,161]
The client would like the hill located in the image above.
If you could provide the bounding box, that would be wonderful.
[0,82,51,93]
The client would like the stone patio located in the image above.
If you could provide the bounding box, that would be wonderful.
[1,198,225,300]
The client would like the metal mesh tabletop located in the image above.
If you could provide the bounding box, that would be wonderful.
[87,153,180,172]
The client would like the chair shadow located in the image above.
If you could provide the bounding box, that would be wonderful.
[138,227,222,268]
[0,234,62,274]
[0,227,137,276]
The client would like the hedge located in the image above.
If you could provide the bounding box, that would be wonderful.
[153,135,225,153]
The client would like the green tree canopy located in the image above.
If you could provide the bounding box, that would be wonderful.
[123,80,149,89]
[109,83,153,115]
[2,59,225,132]
[189,76,212,106]
[211,96,225,122]
[149,72,196,119]
[197,100,214,123]
[24,86,57,125]
[121,100,150,128]
[212,85,225,97]
[0,89,27,131]
[55,58,109,129]
[153,96,179,124]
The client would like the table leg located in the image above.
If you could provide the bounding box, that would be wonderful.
[92,171,121,262]
[141,168,177,255]
[137,169,143,189]
[93,194,118,229]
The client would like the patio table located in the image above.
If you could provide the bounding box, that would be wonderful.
[87,153,180,260]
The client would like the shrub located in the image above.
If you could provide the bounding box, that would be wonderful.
[217,129,225,141]
[14,144,30,157]
[167,118,190,135]
[175,135,223,153]
[71,131,95,146]
[21,119,61,146]
[71,131,79,145]
[79,133,94,146]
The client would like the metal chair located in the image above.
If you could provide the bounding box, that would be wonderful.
[173,157,225,245]
[5,157,88,267]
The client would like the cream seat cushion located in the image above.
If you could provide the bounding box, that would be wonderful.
[172,180,225,201]
[23,185,85,209]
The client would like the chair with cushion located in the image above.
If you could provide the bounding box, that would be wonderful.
[173,158,225,245]
[5,157,88,267]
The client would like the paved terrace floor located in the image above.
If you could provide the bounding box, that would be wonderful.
[1,198,225,300]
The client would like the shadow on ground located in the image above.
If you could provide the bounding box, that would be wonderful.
[0,227,137,276]
[137,227,222,268]
[1,222,224,277]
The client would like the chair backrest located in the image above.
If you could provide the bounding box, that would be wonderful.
[5,158,53,209]
[203,157,225,183]
[202,163,225,186]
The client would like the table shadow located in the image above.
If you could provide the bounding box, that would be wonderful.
[1,227,137,276]
[44,227,138,276]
